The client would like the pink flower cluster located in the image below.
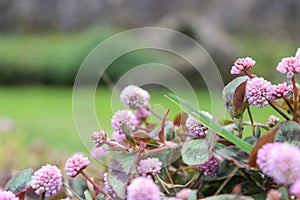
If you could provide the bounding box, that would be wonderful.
[246,77,274,108]
[127,177,161,200]
[91,130,107,147]
[199,154,219,176]
[65,153,90,178]
[276,56,300,79]
[111,110,138,135]
[0,190,18,200]
[138,157,163,176]
[257,142,300,196]
[231,57,256,74]
[271,82,292,99]
[120,85,150,110]
[185,115,208,139]
[31,164,62,197]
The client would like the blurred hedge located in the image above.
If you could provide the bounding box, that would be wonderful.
[0,27,159,85]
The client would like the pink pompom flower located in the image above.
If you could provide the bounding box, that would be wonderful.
[231,57,256,75]
[31,164,62,197]
[290,179,300,198]
[246,77,274,108]
[91,130,107,148]
[0,191,18,200]
[65,153,90,178]
[111,110,138,135]
[257,143,300,185]
[138,157,163,176]
[120,85,150,109]
[271,82,292,99]
[199,154,219,176]
[276,56,300,78]
[185,115,208,139]
[127,177,161,200]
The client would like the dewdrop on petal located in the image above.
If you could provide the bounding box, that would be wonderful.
[65,153,90,178]
[0,190,19,200]
[127,177,161,200]
[138,157,163,176]
[31,164,62,197]
[231,57,255,74]
[120,85,150,109]
[111,110,138,135]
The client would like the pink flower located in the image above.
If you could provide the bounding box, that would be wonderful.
[199,155,219,176]
[135,107,150,125]
[185,115,208,139]
[0,191,18,200]
[111,110,138,135]
[290,179,300,198]
[276,56,300,78]
[31,164,62,197]
[246,77,274,108]
[138,158,163,176]
[104,173,117,198]
[90,147,109,159]
[271,82,292,99]
[267,115,280,127]
[65,153,90,178]
[120,85,150,109]
[91,131,107,148]
[127,177,161,200]
[257,143,300,185]
[176,188,192,199]
[112,131,128,145]
[231,57,256,74]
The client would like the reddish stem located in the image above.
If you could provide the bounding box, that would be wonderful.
[81,171,111,198]
[267,100,291,121]
[244,71,255,79]
[292,76,298,122]
[283,96,294,113]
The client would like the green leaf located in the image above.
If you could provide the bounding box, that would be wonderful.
[165,94,253,153]
[215,146,249,168]
[107,152,136,199]
[164,121,175,141]
[274,121,300,146]
[5,168,33,194]
[182,140,210,165]
[201,194,254,200]
[223,76,249,118]
[84,190,93,200]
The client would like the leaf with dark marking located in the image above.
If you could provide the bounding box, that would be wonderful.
[248,126,279,168]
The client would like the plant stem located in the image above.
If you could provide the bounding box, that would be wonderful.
[63,182,84,200]
[267,100,291,120]
[283,96,294,113]
[81,171,111,198]
[247,107,255,136]
[292,76,298,122]
[244,71,255,79]
[148,107,164,120]
[41,192,45,200]
[214,166,239,195]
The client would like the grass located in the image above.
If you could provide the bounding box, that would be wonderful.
[0,86,282,170]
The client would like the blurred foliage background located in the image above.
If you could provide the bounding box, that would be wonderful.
[1,0,300,184]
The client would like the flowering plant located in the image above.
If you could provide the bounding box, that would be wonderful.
[2,49,300,200]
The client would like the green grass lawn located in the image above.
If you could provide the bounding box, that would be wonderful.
[0,86,279,170]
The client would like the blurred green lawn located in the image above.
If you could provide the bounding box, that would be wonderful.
[0,86,280,170]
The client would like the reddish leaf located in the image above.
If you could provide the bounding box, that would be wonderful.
[158,109,170,142]
[248,126,279,168]
[173,112,188,127]
[16,189,26,200]
[233,80,248,118]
